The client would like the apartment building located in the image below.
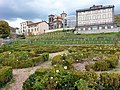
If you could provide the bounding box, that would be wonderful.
[75,5,119,34]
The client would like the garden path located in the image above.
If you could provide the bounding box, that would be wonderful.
[7,50,68,90]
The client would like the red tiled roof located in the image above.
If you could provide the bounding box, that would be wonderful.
[55,16,63,19]
[27,21,48,26]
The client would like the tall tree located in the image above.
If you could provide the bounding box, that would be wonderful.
[0,20,10,38]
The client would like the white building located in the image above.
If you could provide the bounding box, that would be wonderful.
[27,21,49,35]
[19,21,49,35]
[20,21,33,35]
[65,15,76,28]
[75,5,119,34]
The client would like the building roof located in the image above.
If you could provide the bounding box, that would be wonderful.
[10,27,19,31]
[55,16,63,19]
[76,5,114,12]
[27,21,48,26]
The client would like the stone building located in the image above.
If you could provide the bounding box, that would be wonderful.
[48,11,67,29]
[75,5,119,34]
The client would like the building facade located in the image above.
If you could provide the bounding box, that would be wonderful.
[75,5,118,34]
[48,11,67,29]
[19,21,49,35]
[65,15,76,28]
[27,21,49,35]
[20,21,33,35]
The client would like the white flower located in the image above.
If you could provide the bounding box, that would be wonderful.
[76,60,79,62]
[17,59,18,61]
[56,81,58,83]
[54,65,56,67]
[51,77,53,79]
[64,66,67,70]
[63,60,65,61]
[56,70,59,73]
[9,52,11,54]
[65,84,67,86]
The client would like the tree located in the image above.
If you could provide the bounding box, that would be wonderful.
[0,20,10,38]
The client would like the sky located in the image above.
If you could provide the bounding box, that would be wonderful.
[0,0,120,27]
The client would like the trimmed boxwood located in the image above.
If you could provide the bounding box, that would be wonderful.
[23,67,120,90]
[99,73,120,90]
[0,66,13,88]
[93,61,109,71]
[1,53,49,69]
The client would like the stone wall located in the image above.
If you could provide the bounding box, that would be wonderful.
[74,27,120,34]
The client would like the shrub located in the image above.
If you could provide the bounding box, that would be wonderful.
[52,55,62,65]
[85,64,93,71]
[105,55,118,68]
[0,52,46,68]
[41,53,49,61]
[72,71,98,88]
[52,55,73,69]
[93,61,109,71]
[23,68,98,90]
[0,66,12,88]
[75,79,94,90]
[99,73,120,90]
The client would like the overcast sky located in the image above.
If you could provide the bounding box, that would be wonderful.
[0,0,120,27]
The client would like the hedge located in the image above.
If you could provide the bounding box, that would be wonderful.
[1,54,49,69]
[23,68,120,90]
[0,66,13,88]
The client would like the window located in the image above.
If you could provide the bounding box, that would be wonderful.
[83,28,85,30]
[103,9,106,13]
[99,27,102,30]
[88,28,91,30]
[105,26,108,29]
[98,15,101,19]
[111,26,113,29]
[92,16,95,20]
[78,28,81,31]
[108,13,112,18]
[103,14,106,19]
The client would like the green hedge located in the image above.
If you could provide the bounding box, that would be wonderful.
[52,55,74,69]
[0,66,12,88]
[99,73,120,89]
[92,55,119,71]
[23,68,120,90]
[23,68,95,90]
[1,53,49,69]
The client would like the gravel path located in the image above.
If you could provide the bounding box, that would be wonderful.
[7,50,68,90]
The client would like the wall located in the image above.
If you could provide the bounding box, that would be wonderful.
[74,27,120,34]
